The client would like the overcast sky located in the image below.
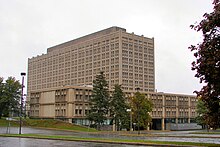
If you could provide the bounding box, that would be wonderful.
[0,0,214,95]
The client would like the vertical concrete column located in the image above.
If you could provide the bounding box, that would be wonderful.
[188,96,191,123]
[68,89,74,117]
[118,30,123,85]
[66,89,69,118]
[39,93,43,117]
[142,35,144,91]
[175,118,178,124]
[175,96,179,124]
[68,118,72,123]
[162,95,165,130]
[91,40,94,82]
[152,37,155,92]
[82,89,85,116]
[161,118,165,131]
[132,32,135,91]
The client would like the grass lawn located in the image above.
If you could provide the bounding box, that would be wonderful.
[0,133,219,147]
[191,131,220,135]
[0,118,19,127]
[0,118,97,132]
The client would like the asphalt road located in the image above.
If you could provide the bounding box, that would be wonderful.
[0,127,220,146]
[0,137,149,147]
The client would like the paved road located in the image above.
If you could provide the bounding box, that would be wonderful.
[0,137,149,147]
[0,127,220,145]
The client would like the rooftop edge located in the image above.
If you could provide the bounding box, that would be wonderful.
[47,26,126,53]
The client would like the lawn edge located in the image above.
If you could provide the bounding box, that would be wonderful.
[0,134,218,147]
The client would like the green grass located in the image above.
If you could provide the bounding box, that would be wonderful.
[191,131,220,135]
[0,118,97,132]
[24,119,97,132]
[0,118,19,127]
[121,133,220,139]
[0,133,218,146]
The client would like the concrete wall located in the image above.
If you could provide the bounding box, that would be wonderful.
[40,91,55,118]
[41,104,55,118]
[168,123,202,130]
[40,91,55,104]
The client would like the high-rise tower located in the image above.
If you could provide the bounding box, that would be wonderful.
[27,27,155,95]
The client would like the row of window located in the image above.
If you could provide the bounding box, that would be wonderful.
[29,64,121,81]
[122,36,153,45]
[55,109,66,116]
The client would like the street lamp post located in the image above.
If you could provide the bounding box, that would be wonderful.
[23,94,27,118]
[127,109,132,131]
[135,87,140,135]
[19,72,26,135]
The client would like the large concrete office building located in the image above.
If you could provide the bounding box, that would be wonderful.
[28,26,154,93]
[27,27,198,130]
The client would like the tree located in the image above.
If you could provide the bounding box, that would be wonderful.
[87,71,110,130]
[0,77,4,118]
[195,99,208,129]
[0,77,21,119]
[130,92,153,131]
[110,84,129,131]
[189,0,220,129]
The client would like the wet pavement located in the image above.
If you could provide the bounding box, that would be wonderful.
[0,137,149,147]
[0,127,220,146]
[152,129,220,137]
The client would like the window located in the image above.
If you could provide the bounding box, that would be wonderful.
[75,109,78,115]
[79,110,82,115]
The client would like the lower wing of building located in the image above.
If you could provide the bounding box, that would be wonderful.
[28,85,199,130]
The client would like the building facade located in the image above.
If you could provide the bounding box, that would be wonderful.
[29,85,197,130]
[27,27,198,130]
[28,26,155,94]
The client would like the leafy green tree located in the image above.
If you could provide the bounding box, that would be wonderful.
[195,99,208,128]
[189,0,220,129]
[130,92,153,130]
[0,77,4,118]
[0,77,21,118]
[87,71,110,130]
[110,84,129,131]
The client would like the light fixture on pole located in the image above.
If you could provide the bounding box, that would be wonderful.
[19,72,26,135]
[127,109,132,131]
